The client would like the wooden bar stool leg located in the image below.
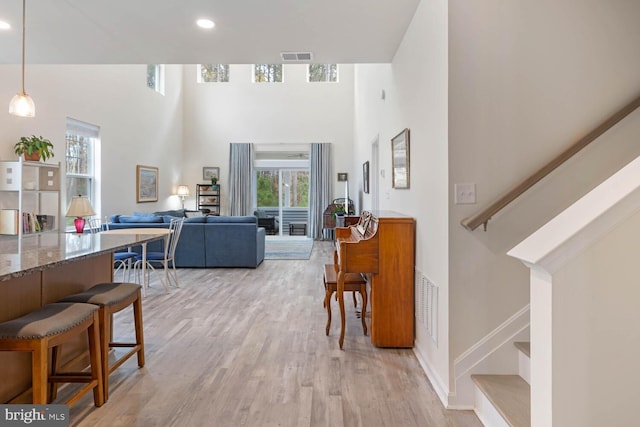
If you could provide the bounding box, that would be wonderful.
[32,341,48,404]
[49,345,62,401]
[133,292,145,367]
[98,307,111,401]
[87,312,104,407]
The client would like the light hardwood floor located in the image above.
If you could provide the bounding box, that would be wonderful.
[68,241,481,427]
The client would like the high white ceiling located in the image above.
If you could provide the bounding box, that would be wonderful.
[0,0,420,64]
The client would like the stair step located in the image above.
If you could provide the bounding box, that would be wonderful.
[514,341,530,358]
[472,374,530,427]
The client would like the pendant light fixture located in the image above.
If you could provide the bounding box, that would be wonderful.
[9,0,35,117]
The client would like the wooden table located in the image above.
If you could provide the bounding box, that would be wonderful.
[100,228,172,293]
[288,222,307,236]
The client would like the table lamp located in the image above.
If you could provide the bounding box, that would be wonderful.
[177,185,190,210]
[66,195,96,233]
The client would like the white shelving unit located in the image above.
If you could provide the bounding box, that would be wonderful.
[0,159,60,236]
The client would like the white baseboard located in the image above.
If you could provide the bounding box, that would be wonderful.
[452,305,530,408]
[454,305,530,378]
[412,345,450,408]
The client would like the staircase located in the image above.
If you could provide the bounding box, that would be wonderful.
[471,342,531,427]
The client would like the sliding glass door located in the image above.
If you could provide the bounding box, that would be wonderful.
[255,168,309,237]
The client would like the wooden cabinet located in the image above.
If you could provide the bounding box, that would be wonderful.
[0,160,60,235]
[196,184,220,215]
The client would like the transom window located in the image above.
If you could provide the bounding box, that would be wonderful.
[254,64,283,83]
[147,64,165,94]
[308,64,338,82]
[198,64,229,83]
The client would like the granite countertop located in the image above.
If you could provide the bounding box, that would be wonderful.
[0,232,165,281]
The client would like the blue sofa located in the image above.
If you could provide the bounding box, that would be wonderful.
[106,213,265,268]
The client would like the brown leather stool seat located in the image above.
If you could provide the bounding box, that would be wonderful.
[323,264,368,336]
[58,282,144,401]
[0,302,104,406]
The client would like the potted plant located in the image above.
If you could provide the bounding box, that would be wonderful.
[14,135,55,162]
[211,176,219,189]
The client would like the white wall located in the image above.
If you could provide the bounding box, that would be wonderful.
[0,63,355,218]
[355,0,640,409]
[553,210,640,427]
[353,63,392,212]
[181,64,355,214]
[0,64,184,218]
[353,0,451,400]
[448,0,640,403]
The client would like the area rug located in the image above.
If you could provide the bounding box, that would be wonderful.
[265,238,314,260]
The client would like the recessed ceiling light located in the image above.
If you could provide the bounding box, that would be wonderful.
[196,19,215,29]
[0,21,10,30]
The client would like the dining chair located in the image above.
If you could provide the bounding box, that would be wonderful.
[133,218,184,291]
[88,217,137,281]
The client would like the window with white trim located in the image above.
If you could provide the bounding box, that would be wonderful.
[254,64,283,82]
[65,118,99,230]
[198,64,229,83]
[147,64,165,94]
[308,64,338,82]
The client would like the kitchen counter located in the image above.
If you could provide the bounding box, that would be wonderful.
[0,231,164,281]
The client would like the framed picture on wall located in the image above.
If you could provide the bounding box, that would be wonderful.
[136,165,158,202]
[391,128,410,189]
[202,167,220,182]
[363,161,370,194]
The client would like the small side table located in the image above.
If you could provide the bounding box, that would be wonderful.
[289,222,307,236]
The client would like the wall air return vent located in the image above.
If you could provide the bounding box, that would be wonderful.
[280,52,313,61]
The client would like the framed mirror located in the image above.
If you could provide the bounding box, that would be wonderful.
[391,128,410,189]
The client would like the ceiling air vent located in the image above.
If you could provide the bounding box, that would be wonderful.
[280,52,313,62]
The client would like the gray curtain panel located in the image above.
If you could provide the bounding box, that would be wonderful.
[309,143,332,240]
[228,143,254,216]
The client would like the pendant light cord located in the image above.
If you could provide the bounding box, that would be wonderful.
[20,0,26,95]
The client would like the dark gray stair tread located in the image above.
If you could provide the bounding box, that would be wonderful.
[472,374,530,427]
[514,341,530,358]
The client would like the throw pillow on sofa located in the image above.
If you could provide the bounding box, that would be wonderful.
[118,215,163,223]
[153,209,186,218]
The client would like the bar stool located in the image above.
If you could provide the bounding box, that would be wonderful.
[323,264,368,336]
[0,302,104,406]
[58,282,144,401]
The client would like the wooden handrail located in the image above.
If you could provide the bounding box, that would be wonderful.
[461,93,640,231]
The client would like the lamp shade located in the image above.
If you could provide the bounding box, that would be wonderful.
[177,185,190,196]
[65,195,96,217]
[9,93,35,117]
